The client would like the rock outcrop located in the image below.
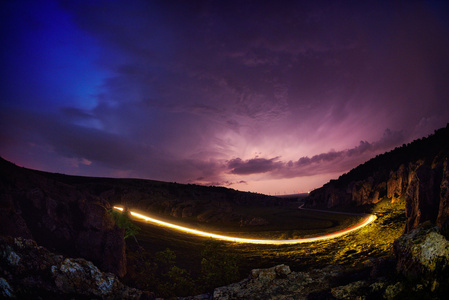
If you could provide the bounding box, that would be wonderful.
[394,224,449,287]
[0,158,127,277]
[386,164,407,202]
[306,124,449,233]
[437,158,449,229]
[0,236,152,299]
[211,262,400,299]
[213,264,344,299]
[404,161,443,232]
[210,224,449,299]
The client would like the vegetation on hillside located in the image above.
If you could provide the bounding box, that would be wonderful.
[120,196,405,297]
[333,123,449,189]
[124,240,239,297]
[109,208,141,241]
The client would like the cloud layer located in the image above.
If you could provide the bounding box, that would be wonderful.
[1,0,449,194]
[226,128,405,178]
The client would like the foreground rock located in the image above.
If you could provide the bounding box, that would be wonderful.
[209,225,449,299]
[0,236,152,299]
[212,263,399,300]
[394,223,449,290]
[213,264,345,299]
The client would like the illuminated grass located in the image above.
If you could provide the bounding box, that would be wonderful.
[123,197,405,284]
[114,206,374,244]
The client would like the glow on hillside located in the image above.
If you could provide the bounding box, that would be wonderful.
[113,206,376,245]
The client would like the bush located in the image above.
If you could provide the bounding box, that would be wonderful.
[154,248,194,297]
[200,240,239,291]
[109,208,140,241]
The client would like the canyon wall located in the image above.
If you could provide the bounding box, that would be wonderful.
[307,158,448,232]
[305,124,449,232]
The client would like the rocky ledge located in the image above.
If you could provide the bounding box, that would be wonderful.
[0,236,152,299]
[207,224,449,299]
[394,223,449,291]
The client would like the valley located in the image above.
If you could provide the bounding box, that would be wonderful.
[121,198,405,290]
[1,124,448,298]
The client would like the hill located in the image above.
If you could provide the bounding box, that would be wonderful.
[0,156,290,275]
[3,158,289,225]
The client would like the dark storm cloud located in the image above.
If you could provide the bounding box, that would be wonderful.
[59,0,449,130]
[0,107,226,182]
[1,0,449,194]
[228,157,283,175]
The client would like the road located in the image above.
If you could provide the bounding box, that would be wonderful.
[113,206,376,245]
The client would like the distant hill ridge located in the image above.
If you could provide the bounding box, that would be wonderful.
[0,158,287,223]
[0,156,290,247]
[0,155,293,281]
[305,123,449,232]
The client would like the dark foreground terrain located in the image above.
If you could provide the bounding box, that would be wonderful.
[1,124,449,298]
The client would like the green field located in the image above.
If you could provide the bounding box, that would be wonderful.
[121,197,406,296]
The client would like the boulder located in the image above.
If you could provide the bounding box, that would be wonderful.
[250,264,291,280]
[394,224,449,287]
[0,236,152,299]
[331,280,367,299]
[383,282,404,300]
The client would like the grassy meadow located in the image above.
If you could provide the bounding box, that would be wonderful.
[121,197,406,296]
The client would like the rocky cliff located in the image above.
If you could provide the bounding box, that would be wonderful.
[305,124,449,232]
[0,158,127,277]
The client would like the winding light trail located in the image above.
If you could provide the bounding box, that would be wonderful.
[113,206,376,245]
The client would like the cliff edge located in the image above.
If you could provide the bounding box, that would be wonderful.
[305,124,449,232]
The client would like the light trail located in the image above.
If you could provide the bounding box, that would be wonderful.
[113,206,376,245]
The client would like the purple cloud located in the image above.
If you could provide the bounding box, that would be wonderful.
[1,0,448,195]
[228,157,283,175]
[223,127,406,181]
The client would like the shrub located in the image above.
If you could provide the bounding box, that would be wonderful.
[200,240,239,291]
[109,208,140,241]
[155,248,194,297]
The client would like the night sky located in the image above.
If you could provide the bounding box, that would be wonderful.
[1,0,449,195]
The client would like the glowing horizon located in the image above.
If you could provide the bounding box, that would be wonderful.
[113,206,376,245]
